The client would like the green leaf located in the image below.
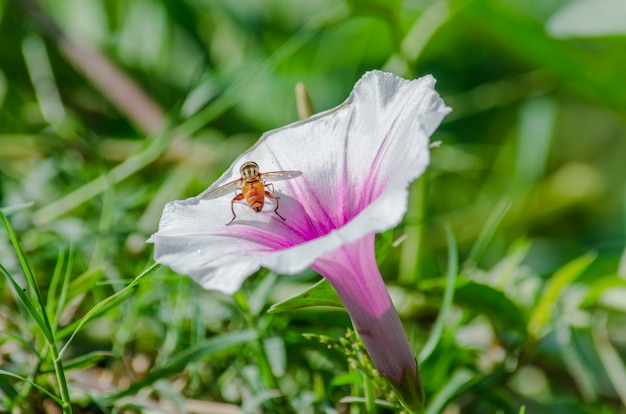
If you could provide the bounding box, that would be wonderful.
[267,278,342,314]
[41,351,112,374]
[67,267,106,300]
[46,248,67,331]
[0,202,34,216]
[58,263,161,353]
[47,247,73,335]
[454,280,528,335]
[591,312,626,405]
[0,211,55,344]
[425,369,473,414]
[555,325,598,401]
[0,263,55,345]
[248,272,278,316]
[467,197,512,267]
[528,252,596,339]
[419,224,458,363]
[0,370,63,405]
[0,373,18,405]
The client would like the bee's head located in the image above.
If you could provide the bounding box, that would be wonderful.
[240,161,260,179]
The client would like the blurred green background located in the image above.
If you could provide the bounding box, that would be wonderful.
[1,0,625,413]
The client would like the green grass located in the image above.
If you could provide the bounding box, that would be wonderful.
[1,0,626,413]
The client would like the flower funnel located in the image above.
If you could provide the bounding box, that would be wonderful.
[149,70,451,409]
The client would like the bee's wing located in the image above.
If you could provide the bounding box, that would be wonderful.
[262,170,302,183]
[197,178,241,200]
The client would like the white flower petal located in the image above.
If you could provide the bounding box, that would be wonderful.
[149,70,451,294]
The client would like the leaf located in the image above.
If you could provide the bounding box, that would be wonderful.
[263,336,287,377]
[591,312,626,406]
[454,281,528,335]
[41,351,112,374]
[0,202,34,216]
[419,224,458,363]
[555,325,598,401]
[528,252,596,339]
[267,278,343,314]
[0,373,18,405]
[0,211,55,344]
[467,197,512,267]
[425,369,473,414]
[0,263,55,345]
[58,262,161,354]
[66,267,106,301]
[46,249,67,332]
[248,272,278,316]
[48,247,73,334]
[0,370,63,405]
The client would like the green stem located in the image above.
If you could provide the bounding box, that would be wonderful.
[52,346,72,414]
[1,212,73,413]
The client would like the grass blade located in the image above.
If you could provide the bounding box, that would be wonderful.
[53,246,73,334]
[0,210,73,413]
[528,252,596,339]
[46,247,73,334]
[592,311,626,407]
[466,198,512,267]
[0,374,19,407]
[425,369,473,414]
[0,262,54,344]
[555,324,597,401]
[0,210,54,337]
[46,248,66,327]
[419,224,458,362]
[41,351,112,373]
[0,370,64,405]
[59,262,161,356]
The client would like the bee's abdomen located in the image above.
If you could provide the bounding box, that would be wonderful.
[247,194,264,212]
[244,181,265,212]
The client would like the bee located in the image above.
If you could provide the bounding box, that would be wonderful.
[201,161,302,225]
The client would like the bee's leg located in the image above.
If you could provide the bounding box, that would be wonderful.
[227,193,245,225]
[265,189,286,221]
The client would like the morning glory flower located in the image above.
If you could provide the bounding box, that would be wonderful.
[149,70,450,409]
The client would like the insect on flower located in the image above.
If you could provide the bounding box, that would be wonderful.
[201,161,302,225]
